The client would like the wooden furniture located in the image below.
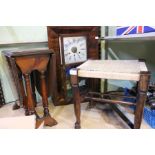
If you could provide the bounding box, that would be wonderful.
[70,60,150,129]
[47,26,100,105]
[0,78,5,107]
[2,49,57,127]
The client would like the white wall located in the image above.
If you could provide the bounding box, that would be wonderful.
[0,26,48,44]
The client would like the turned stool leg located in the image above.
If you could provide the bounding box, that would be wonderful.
[40,71,57,127]
[24,73,35,115]
[134,71,150,129]
[73,86,81,129]
[70,69,81,129]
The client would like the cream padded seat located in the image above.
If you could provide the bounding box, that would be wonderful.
[70,60,148,81]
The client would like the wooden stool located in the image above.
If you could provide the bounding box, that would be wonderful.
[3,49,57,128]
[70,60,150,129]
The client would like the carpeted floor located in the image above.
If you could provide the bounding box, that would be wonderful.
[0,101,151,129]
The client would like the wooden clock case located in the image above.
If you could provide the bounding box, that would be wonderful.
[47,26,100,106]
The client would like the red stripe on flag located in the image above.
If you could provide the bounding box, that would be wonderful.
[124,26,135,35]
[138,26,143,33]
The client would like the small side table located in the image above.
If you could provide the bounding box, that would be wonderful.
[3,49,57,127]
[70,60,150,129]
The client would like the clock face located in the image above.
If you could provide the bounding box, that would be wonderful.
[63,36,87,64]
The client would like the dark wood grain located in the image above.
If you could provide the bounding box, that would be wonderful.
[84,96,136,106]
[134,71,151,128]
[47,26,100,105]
[70,70,81,129]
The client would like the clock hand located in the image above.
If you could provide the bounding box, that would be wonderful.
[74,55,76,61]
[77,53,81,59]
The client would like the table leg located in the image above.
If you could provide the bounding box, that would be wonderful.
[9,58,21,109]
[30,72,37,106]
[70,70,81,129]
[24,73,35,115]
[18,71,27,109]
[134,71,150,129]
[40,71,57,127]
[13,69,27,111]
[12,102,20,110]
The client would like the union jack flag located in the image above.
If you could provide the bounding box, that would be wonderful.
[116,26,155,35]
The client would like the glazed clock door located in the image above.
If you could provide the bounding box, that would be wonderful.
[60,35,88,65]
[59,34,89,102]
[47,26,100,106]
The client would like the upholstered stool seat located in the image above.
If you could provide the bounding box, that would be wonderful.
[71,60,148,81]
[70,60,150,129]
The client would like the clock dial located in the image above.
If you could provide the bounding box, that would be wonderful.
[63,36,87,64]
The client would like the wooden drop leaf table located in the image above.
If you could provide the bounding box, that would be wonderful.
[2,49,57,128]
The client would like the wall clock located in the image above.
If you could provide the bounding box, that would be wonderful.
[60,35,87,65]
[47,26,100,106]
